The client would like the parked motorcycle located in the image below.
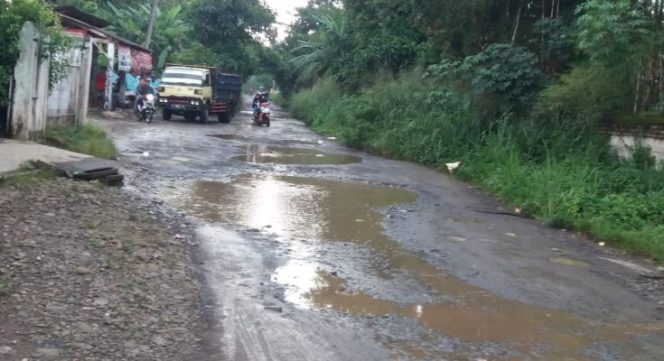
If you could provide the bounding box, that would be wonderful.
[137,93,155,123]
[253,101,271,127]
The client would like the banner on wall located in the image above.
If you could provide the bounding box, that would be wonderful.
[130,50,153,74]
[118,46,132,72]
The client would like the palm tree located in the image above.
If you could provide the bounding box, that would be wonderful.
[290,12,350,85]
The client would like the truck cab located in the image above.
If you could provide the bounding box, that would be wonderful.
[157,65,241,123]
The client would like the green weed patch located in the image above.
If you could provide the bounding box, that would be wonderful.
[43,124,118,159]
[0,166,56,187]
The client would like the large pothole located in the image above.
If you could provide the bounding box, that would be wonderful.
[231,145,361,165]
[166,174,663,360]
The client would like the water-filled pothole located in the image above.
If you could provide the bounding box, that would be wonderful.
[232,145,361,165]
[209,134,247,140]
[168,174,409,240]
[167,175,662,359]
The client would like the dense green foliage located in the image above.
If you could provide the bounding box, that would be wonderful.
[54,0,277,74]
[283,0,664,260]
[97,2,188,70]
[0,0,69,105]
[428,44,545,113]
[182,0,274,73]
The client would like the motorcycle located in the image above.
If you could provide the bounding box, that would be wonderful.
[253,101,271,127]
[137,93,155,123]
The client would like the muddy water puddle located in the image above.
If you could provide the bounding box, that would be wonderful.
[210,134,320,144]
[232,144,361,164]
[209,134,247,140]
[167,175,663,359]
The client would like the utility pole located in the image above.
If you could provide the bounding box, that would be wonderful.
[143,0,159,48]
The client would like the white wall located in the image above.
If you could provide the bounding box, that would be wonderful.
[47,35,85,126]
[11,23,89,140]
[11,22,44,140]
[611,135,664,164]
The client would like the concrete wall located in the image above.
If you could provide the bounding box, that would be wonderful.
[10,22,89,140]
[605,124,664,165]
[47,34,85,126]
[11,22,44,140]
[611,135,664,164]
[32,45,50,139]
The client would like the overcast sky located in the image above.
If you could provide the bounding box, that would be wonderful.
[266,0,310,40]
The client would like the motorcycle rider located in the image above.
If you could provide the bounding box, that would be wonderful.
[135,76,154,113]
[252,89,269,118]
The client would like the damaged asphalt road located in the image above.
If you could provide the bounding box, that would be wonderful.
[103,106,664,361]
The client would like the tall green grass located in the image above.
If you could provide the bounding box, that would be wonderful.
[290,71,664,261]
[44,123,118,159]
[270,90,289,108]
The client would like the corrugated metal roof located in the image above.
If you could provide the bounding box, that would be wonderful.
[58,13,151,53]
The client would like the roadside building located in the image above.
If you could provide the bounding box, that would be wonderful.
[2,6,151,140]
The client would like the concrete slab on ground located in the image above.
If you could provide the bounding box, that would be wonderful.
[0,139,90,174]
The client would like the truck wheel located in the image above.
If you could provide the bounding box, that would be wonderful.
[217,112,231,123]
[199,104,208,124]
[163,109,171,121]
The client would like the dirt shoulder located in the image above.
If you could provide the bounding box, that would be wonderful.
[0,178,218,360]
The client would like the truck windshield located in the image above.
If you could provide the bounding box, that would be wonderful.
[161,68,204,86]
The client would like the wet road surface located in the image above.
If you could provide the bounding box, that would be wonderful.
[105,106,664,360]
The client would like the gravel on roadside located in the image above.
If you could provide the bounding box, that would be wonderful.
[0,178,214,360]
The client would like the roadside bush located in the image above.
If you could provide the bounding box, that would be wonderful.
[535,63,633,121]
[290,76,340,125]
[315,97,377,148]
[594,193,648,230]
[270,91,288,108]
[428,44,545,113]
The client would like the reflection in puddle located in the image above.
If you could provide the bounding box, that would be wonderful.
[232,144,361,165]
[169,174,412,242]
[168,175,663,359]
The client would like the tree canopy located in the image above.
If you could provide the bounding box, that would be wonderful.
[278,0,664,114]
[5,0,664,114]
[52,0,276,75]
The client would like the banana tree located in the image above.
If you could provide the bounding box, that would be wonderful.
[97,2,188,71]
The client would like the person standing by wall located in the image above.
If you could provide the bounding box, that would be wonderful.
[94,66,107,108]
